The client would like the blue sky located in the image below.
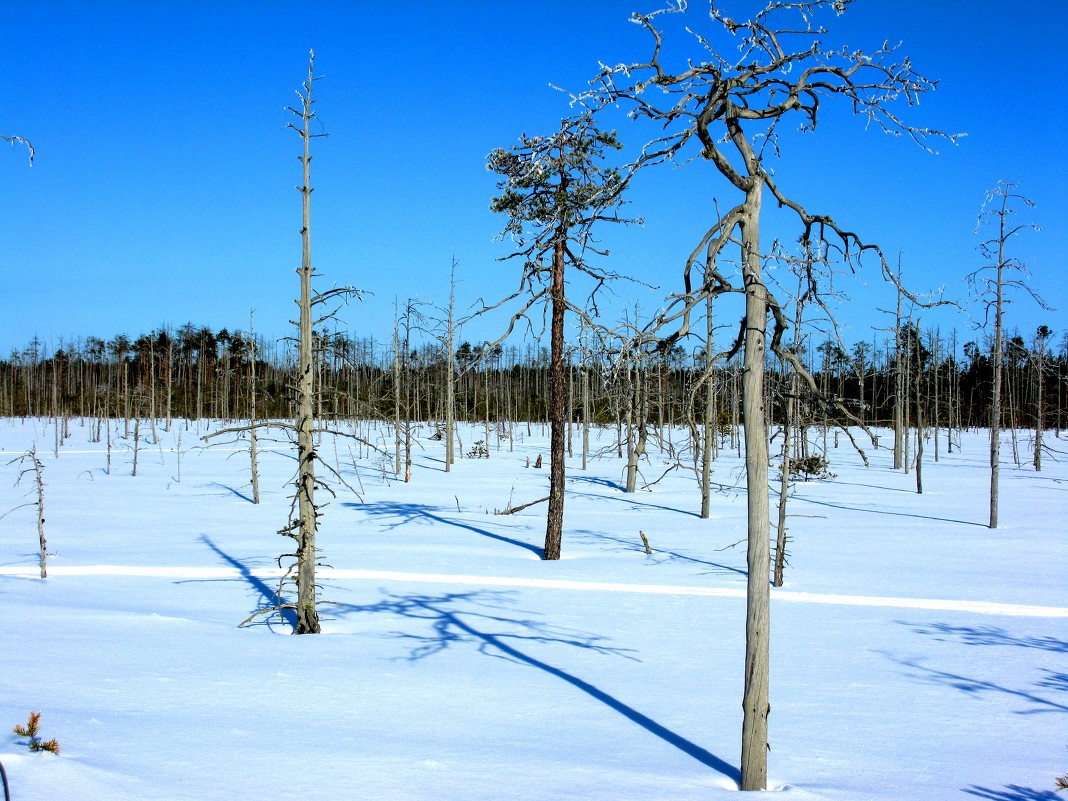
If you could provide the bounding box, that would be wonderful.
[3,0,1065,359]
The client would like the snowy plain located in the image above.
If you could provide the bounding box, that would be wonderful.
[0,416,1064,800]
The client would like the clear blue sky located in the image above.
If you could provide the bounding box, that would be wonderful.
[3,0,1065,359]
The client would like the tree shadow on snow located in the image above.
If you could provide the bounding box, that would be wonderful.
[569,483,703,519]
[334,589,741,784]
[343,501,542,556]
[191,535,297,631]
[572,529,747,578]
[963,784,1061,800]
[879,652,1068,715]
[785,493,987,527]
[819,477,916,495]
[570,475,626,492]
[207,482,255,504]
[898,621,1068,653]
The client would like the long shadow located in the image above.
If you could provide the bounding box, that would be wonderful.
[336,590,740,784]
[208,482,255,504]
[881,652,1068,714]
[821,478,915,495]
[899,621,1068,653]
[344,501,542,557]
[786,493,987,527]
[572,475,626,492]
[572,529,747,579]
[963,785,1061,800]
[197,535,297,630]
[568,487,703,519]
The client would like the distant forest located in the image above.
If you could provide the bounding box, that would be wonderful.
[3,321,1064,437]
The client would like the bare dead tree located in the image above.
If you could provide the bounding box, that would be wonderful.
[287,49,329,634]
[4,449,48,578]
[968,181,1047,529]
[585,1,958,788]
[248,309,261,504]
[444,261,459,472]
[485,113,636,560]
[206,51,364,634]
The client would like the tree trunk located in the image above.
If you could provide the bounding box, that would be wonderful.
[544,234,567,561]
[989,202,1006,529]
[892,270,904,470]
[249,310,261,505]
[915,321,924,494]
[700,294,715,518]
[293,51,321,634]
[739,180,770,792]
[445,262,457,472]
[1033,336,1044,472]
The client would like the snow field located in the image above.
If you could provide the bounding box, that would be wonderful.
[0,417,1064,799]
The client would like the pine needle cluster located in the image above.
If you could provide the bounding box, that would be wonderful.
[13,711,60,754]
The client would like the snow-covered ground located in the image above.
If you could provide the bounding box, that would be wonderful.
[0,417,1064,800]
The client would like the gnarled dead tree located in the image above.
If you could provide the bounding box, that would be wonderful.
[585,0,958,789]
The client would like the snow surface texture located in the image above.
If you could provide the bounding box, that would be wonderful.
[0,417,1064,800]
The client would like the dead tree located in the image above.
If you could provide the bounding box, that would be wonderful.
[288,50,328,634]
[485,113,635,561]
[443,261,459,472]
[4,449,48,578]
[968,181,1047,529]
[208,51,363,634]
[587,1,957,789]
[248,310,261,504]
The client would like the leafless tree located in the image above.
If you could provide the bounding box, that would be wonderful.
[209,51,363,634]
[586,0,957,788]
[4,449,48,578]
[287,49,331,634]
[968,181,1048,528]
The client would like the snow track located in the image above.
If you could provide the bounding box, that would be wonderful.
[3,565,1064,618]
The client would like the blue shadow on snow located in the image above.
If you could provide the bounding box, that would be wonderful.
[343,501,543,557]
[195,535,297,630]
[335,589,741,785]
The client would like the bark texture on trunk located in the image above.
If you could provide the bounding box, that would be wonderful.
[294,51,320,634]
[544,235,567,561]
[739,182,770,792]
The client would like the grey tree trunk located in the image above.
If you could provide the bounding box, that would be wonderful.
[445,263,457,472]
[292,51,321,634]
[248,310,261,505]
[581,323,590,472]
[739,180,770,792]
[700,294,715,519]
[989,254,1004,528]
[774,271,804,586]
[915,321,924,495]
[393,303,402,478]
[893,271,904,470]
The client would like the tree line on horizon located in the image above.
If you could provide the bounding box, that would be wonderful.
[3,319,1064,442]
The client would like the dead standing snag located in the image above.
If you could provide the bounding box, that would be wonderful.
[585,0,959,789]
